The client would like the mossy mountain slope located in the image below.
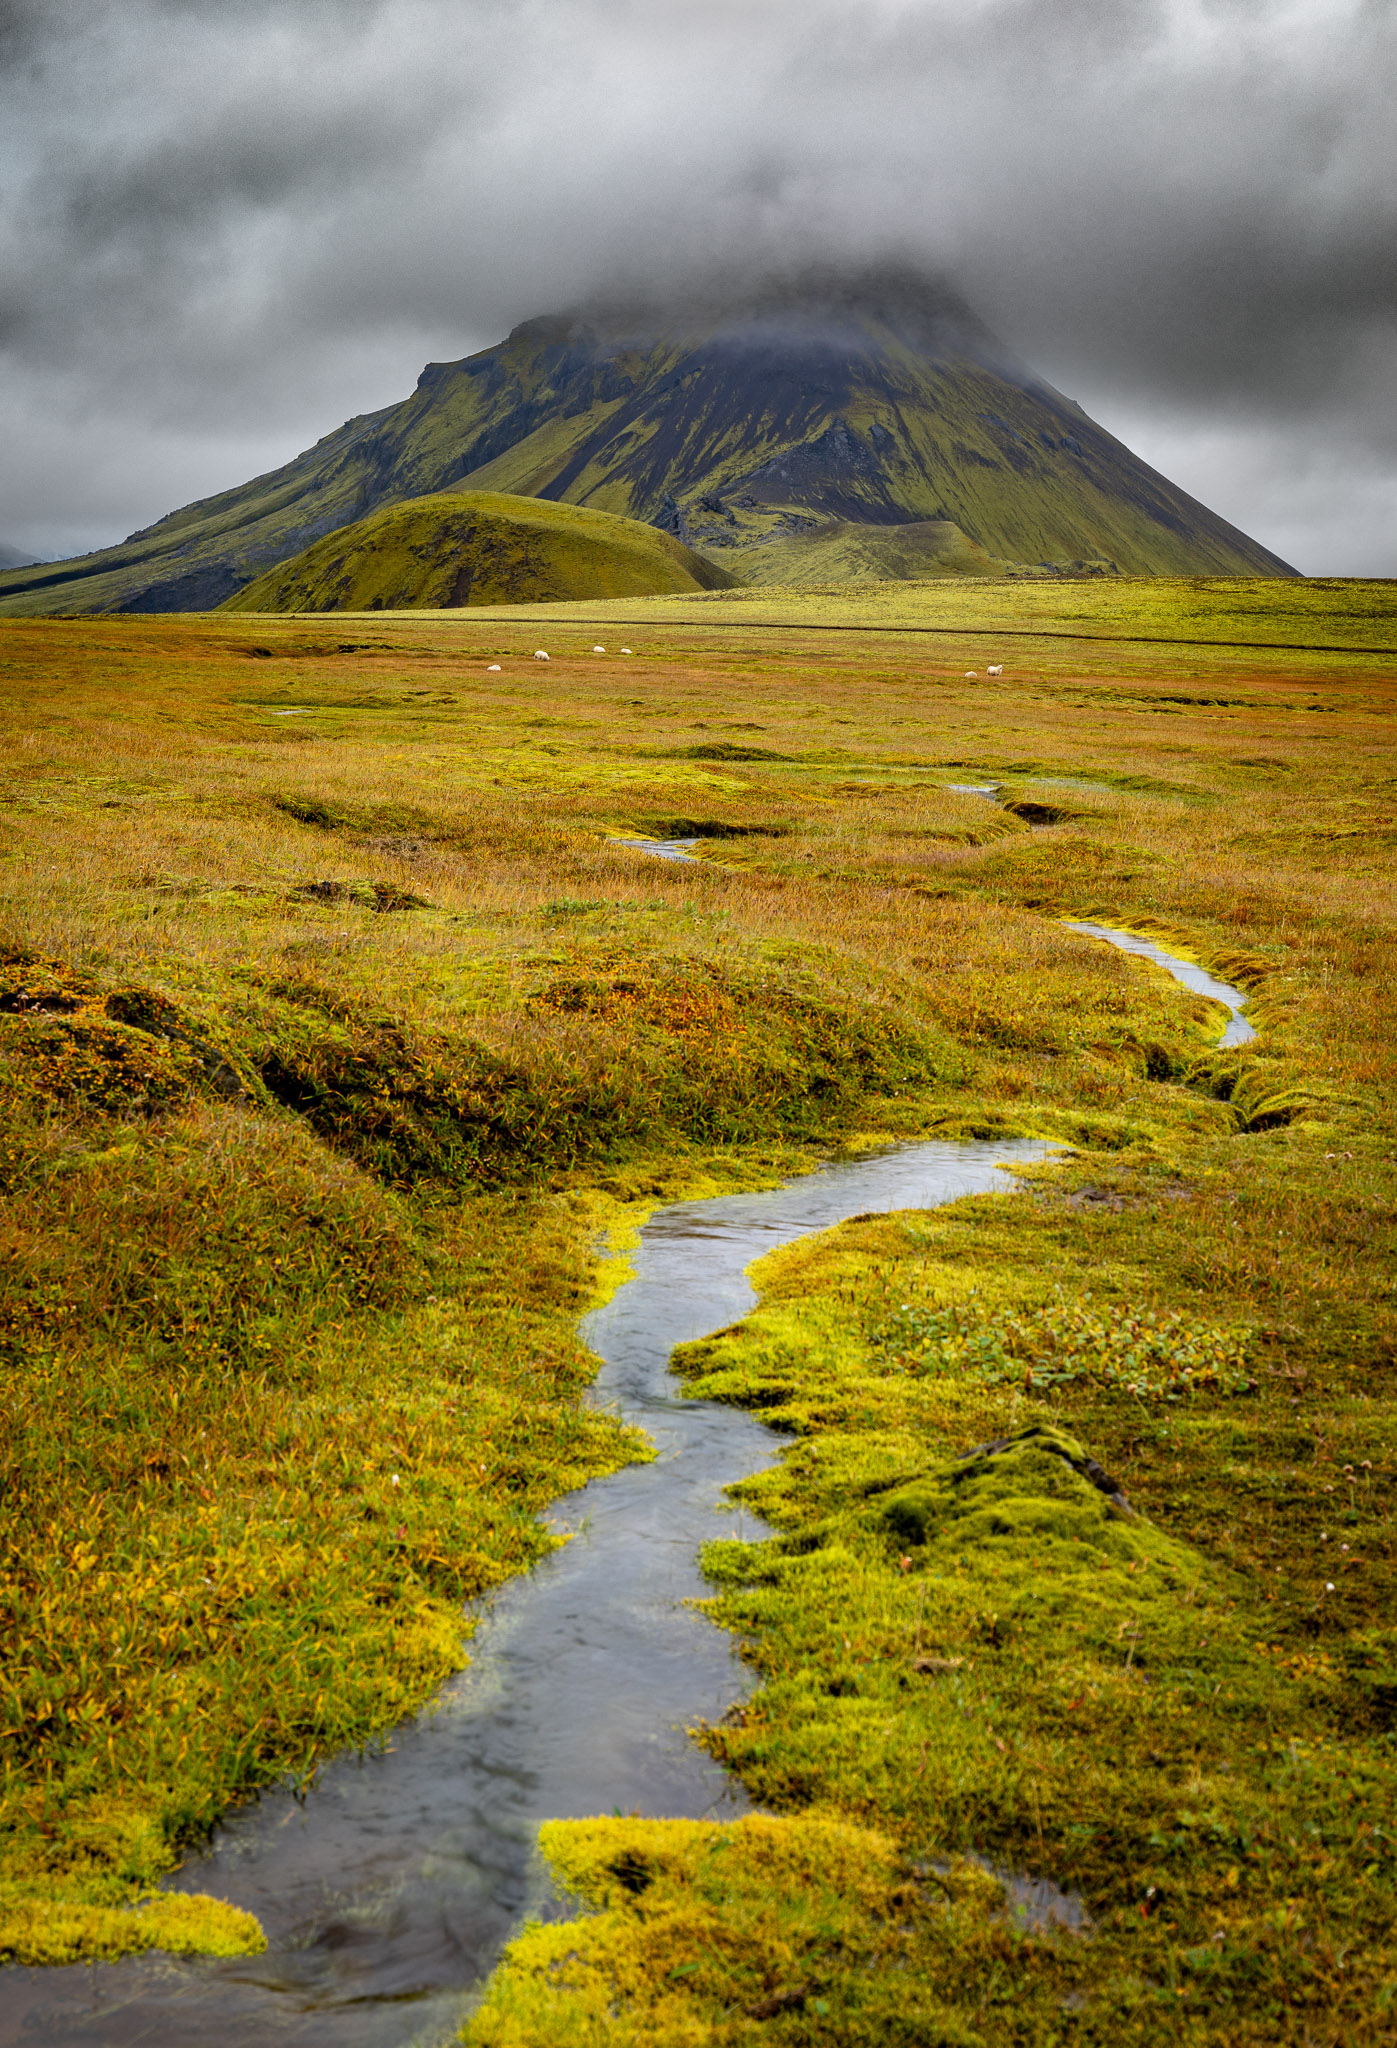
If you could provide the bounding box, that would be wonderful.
[732,515,1010,585]
[0,265,1294,616]
[221,491,735,612]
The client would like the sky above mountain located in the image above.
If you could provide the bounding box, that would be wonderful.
[2,0,1392,574]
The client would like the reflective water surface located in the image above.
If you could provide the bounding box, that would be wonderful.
[1063,921,1256,1046]
[0,1138,1047,2048]
[611,836,701,863]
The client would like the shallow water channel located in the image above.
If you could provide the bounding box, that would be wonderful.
[1063,922,1256,1047]
[1,1139,1048,2048]
[611,835,701,862]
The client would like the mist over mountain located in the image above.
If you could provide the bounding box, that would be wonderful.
[1,0,1391,575]
[0,265,1293,614]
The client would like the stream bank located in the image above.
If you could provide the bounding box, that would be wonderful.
[0,1140,1045,2048]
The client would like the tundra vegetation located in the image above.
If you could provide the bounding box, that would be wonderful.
[0,575,1393,2043]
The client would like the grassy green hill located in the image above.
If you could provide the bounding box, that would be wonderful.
[0,266,1295,616]
[221,491,735,612]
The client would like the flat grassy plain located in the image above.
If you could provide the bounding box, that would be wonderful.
[0,577,1394,2040]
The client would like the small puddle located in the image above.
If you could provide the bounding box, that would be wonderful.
[1064,921,1256,1046]
[611,837,701,864]
[0,1138,1048,2048]
[926,1858,1088,1935]
[999,1868,1090,1933]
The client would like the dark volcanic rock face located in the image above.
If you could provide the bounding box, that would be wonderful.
[0,262,1295,614]
[114,564,252,613]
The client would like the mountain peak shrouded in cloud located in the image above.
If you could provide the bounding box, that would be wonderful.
[563,263,1011,364]
[0,263,1294,612]
[0,1,1393,573]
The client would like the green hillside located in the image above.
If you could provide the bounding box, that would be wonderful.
[0,266,1296,616]
[734,516,1010,585]
[221,491,734,613]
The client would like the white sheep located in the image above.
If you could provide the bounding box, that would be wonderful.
[533,650,550,661]
[988,663,1004,676]
[964,670,979,678]
[486,664,502,672]
[592,644,606,654]
[620,646,633,655]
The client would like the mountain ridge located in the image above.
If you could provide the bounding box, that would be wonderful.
[0,264,1295,613]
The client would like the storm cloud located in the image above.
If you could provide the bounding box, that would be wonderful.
[2,0,1393,571]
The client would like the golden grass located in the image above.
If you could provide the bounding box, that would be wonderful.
[0,581,1393,2034]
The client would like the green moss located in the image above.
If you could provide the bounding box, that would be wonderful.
[0,1890,264,1966]
[468,1813,1023,2048]
[471,1379,1394,2038]
[221,492,736,614]
[649,1202,1397,2038]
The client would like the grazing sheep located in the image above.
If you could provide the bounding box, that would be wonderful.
[964,670,979,678]
[620,646,633,654]
[486,664,502,672]
[592,644,606,654]
[533,650,550,661]
[988,663,1004,676]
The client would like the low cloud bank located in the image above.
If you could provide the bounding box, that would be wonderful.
[2,0,1392,572]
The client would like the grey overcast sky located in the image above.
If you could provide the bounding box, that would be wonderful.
[2,0,1393,572]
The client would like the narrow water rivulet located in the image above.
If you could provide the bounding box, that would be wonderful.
[1063,921,1256,1045]
[0,1138,1047,2048]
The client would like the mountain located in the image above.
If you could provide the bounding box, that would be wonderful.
[223,490,735,612]
[730,516,1009,585]
[0,265,1295,614]
[0,544,41,572]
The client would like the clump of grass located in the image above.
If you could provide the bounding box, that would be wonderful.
[469,1813,1032,2047]
[244,949,961,1192]
[869,1287,1256,1400]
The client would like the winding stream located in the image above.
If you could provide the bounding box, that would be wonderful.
[0,1139,1047,2048]
[1063,922,1256,1046]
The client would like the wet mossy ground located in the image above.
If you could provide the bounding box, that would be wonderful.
[474,1173,1396,2040]
[0,587,1393,2032]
